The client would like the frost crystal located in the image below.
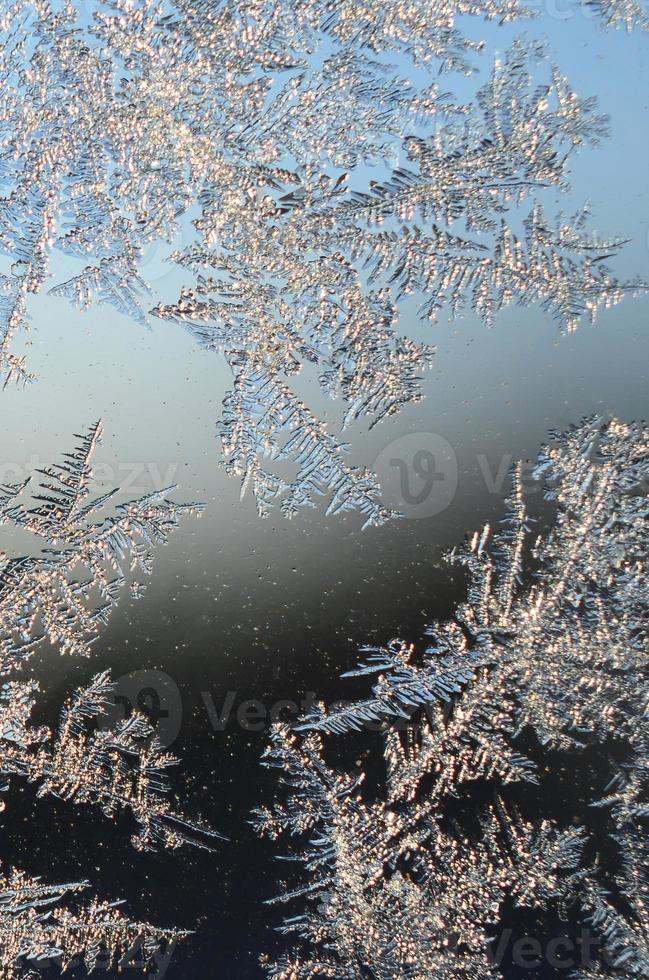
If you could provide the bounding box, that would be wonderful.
[0,869,187,979]
[256,417,649,977]
[0,420,203,669]
[0,670,219,852]
[585,0,649,30]
[0,424,215,975]
[0,2,645,522]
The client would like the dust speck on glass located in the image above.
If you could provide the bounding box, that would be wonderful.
[0,0,647,977]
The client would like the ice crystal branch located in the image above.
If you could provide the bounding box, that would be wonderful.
[0,670,220,853]
[0,423,212,972]
[0,868,187,980]
[152,33,643,519]
[302,417,648,749]
[585,0,649,30]
[0,421,203,670]
[257,416,649,977]
[0,1,645,522]
[0,423,211,847]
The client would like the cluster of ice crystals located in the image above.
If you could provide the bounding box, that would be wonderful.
[256,417,649,978]
[0,870,187,978]
[0,1,645,522]
[0,421,203,668]
[0,424,215,976]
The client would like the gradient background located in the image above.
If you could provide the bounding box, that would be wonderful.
[0,7,648,978]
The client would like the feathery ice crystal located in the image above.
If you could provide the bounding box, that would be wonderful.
[0,1,646,523]
[0,424,216,977]
[255,416,649,978]
[0,420,203,669]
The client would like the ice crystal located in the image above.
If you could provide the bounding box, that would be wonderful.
[0,869,187,979]
[256,416,649,977]
[586,0,649,30]
[0,2,645,523]
[0,420,203,670]
[0,670,219,852]
[0,424,215,975]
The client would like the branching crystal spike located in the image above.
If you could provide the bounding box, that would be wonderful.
[256,416,648,977]
[0,2,646,521]
[0,421,203,670]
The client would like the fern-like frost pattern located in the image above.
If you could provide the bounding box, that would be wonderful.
[256,417,649,978]
[0,424,216,976]
[0,1,646,521]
